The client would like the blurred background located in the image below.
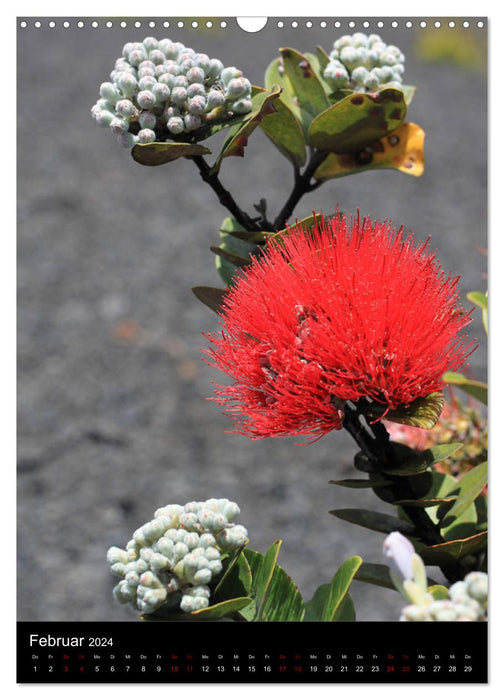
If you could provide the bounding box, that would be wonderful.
[17,16,487,621]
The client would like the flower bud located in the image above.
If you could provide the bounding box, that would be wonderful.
[351,67,369,86]
[226,77,251,100]
[109,117,129,135]
[100,82,121,105]
[137,90,156,109]
[186,66,205,84]
[117,132,139,148]
[220,66,242,86]
[94,110,116,127]
[117,72,138,98]
[206,89,226,110]
[188,95,207,115]
[171,86,187,105]
[184,114,202,131]
[383,531,414,581]
[152,82,171,104]
[149,49,166,65]
[465,572,488,603]
[137,128,156,144]
[230,98,251,114]
[139,111,157,129]
[166,117,184,134]
[116,99,137,118]
[129,48,148,67]
[138,75,157,92]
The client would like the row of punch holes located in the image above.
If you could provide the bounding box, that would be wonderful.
[18,18,486,31]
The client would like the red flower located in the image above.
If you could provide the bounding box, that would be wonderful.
[204,213,475,440]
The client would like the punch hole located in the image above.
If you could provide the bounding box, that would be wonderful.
[163,21,170,28]
[149,21,156,28]
[349,21,356,28]
[277,21,284,28]
[477,21,484,28]
[320,21,327,28]
[434,21,441,28]
[362,21,370,28]
[391,21,398,28]
[237,17,268,33]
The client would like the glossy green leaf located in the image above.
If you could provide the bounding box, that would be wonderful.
[382,442,463,476]
[415,470,477,540]
[443,372,488,405]
[277,48,330,133]
[394,496,458,508]
[244,542,304,621]
[440,462,487,528]
[363,392,444,429]
[255,86,307,167]
[191,286,227,313]
[419,531,487,565]
[190,596,254,620]
[330,508,416,535]
[305,556,362,621]
[313,122,425,182]
[210,85,282,174]
[308,88,406,153]
[131,142,211,166]
[353,562,396,590]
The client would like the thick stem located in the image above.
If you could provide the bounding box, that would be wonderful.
[342,403,466,583]
[191,155,261,232]
[272,150,327,230]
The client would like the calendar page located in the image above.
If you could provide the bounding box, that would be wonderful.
[17,15,488,683]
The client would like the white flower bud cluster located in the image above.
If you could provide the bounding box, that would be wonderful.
[323,33,405,92]
[91,38,253,146]
[400,571,488,622]
[107,498,248,615]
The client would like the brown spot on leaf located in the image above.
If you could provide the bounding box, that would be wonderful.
[368,92,383,103]
[350,95,365,106]
[390,108,402,120]
[370,106,384,118]
[356,150,373,165]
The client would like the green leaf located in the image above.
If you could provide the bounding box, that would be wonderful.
[313,122,425,182]
[131,142,211,166]
[191,286,227,314]
[214,550,252,601]
[443,372,488,405]
[353,562,396,590]
[363,392,444,429]
[190,596,254,620]
[308,88,407,153]
[354,562,439,590]
[330,508,415,535]
[467,290,488,334]
[394,496,458,508]
[428,584,450,600]
[305,556,362,621]
[382,442,463,476]
[277,48,330,134]
[329,477,394,489]
[269,212,327,244]
[399,85,417,106]
[243,542,304,621]
[210,85,282,174]
[440,462,488,528]
[255,86,307,167]
[215,216,258,287]
[419,531,487,565]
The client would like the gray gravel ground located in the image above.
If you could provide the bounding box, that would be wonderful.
[17,18,487,621]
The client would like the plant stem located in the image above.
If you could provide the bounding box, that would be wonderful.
[191,155,261,232]
[272,150,327,231]
[342,402,466,583]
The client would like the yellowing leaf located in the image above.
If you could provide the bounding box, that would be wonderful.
[314,122,425,182]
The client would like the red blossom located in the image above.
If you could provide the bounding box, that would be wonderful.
[204,212,475,440]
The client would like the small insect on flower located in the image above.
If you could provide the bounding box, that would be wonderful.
[204,212,475,441]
